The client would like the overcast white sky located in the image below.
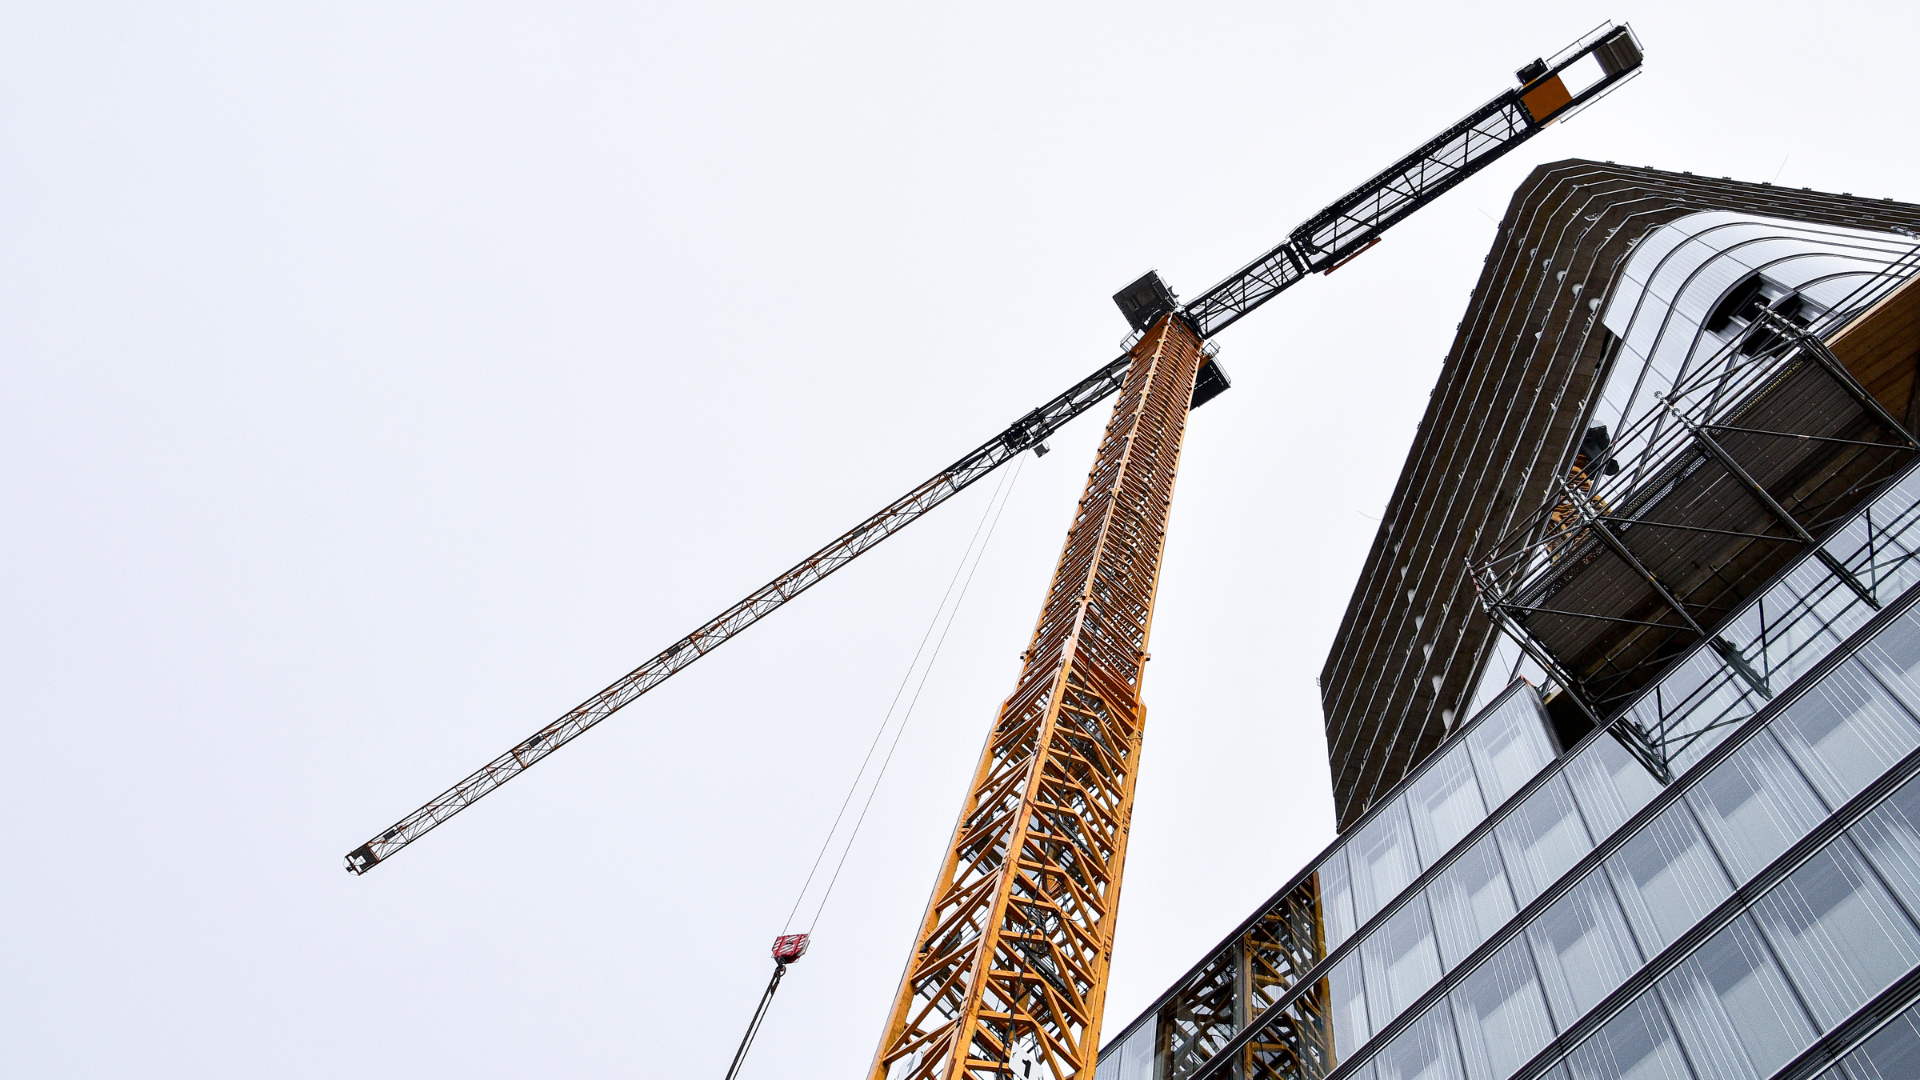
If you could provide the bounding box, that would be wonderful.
[6,3,1919,1078]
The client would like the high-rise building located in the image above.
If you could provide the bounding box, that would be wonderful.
[1095,162,1920,1080]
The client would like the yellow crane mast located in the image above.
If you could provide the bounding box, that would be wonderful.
[870,315,1206,1080]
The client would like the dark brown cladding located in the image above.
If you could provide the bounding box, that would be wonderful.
[1319,160,1920,832]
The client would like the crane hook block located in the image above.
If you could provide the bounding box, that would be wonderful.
[772,933,811,965]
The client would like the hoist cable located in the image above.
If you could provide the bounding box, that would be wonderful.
[727,455,1026,1080]
[722,962,788,1080]
[803,452,1025,934]
[778,455,1025,937]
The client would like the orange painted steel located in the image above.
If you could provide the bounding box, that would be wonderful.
[869,314,1206,1080]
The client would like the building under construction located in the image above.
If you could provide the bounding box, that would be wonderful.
[1093,164,1920,1080]
[339,24,1920,1080]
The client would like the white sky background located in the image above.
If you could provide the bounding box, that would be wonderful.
[4,3,1917,1077]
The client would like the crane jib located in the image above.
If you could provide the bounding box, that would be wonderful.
[344,23,1642,874]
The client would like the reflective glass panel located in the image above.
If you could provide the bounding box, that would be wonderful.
[1528,873,1643,1028]
[1374,1003,1467,1080]
[1354,801,1424,926]
[1468,693,1558,810]
[1429,835,1517,968]
[1093,1020,1154,1080]
[1244,993,1350,1080]
[1729,559,1850,698]
[1323,850,1359,953]
[1411,743,1488,866]
[1497,775,1594,906]
[1639,650,1759,778]
[1772,660,1920,808]
[1607,800,1731,954]
[1330,952,1371,1056]
[1450,935,1555,1080]
[1854,606,1920,718]
[1362,896,1444,1025]
[1753,838,1920,1030]
[1686,730,1827,884]
[1837,1000,1920,1079]
[1660,915,1814,1080]
[1563,993,1689,1080]
[1850,770,1920,919]
[1565,734,1663,844]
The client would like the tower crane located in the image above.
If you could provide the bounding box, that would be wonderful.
[344,22,1643,1080]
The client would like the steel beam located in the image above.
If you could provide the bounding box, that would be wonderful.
[1661,400,1880,610]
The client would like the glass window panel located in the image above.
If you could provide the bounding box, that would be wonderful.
[1354,801,1424,926]
[1868,461,1920,525]
[1411,744,1489,866]
[1776,559,1876,670]
[1496,775,1594,906]
[1094,1020,1154,1080]
[1528,874,1643,1028]
[1374,1003,1467,1080]
[1450,936,1556,1080]
[1644,648,1753,758]
[1469,637,1527,720]
[1607,800,1731,954]
[1322,851,1359,953]
[1722,561,1847,697]
[1659,659,1761,778]
[1839,1002,1920,1080]
[1563,993,1689,1080]
[1686,730,1827,884]
[1854,607,1920,717]
[1850,770,1920,918]
[1330,952,1372,1057]
[1245,995,1352,1080]
[1773,661,1920,809]
[1363,897,1444,1025]
[1566,734,1664,843]
[1830,487,1920,638]
[1468,692,1558,809]
[1660,915,1815,1080]
[1429,835,1518,968]
[1854,485,1920,611]
[1754,838,1920,1030]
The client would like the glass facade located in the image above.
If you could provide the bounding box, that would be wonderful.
[1096,455,1920,1080]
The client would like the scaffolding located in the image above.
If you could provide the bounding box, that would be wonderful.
[1472,245,1920,780]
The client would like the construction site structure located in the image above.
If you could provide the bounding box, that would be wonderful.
[1094,166,1920,1080]
[868,315,1205,1080]
[336,23,1653,1080]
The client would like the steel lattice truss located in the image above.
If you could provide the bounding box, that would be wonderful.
[1471,254,1920,779]
[345,354,1132,872]
[869,317,1205,1080]
[1184,92,1538,339]
[348,21,1643,912]
[1181,25,1641,340]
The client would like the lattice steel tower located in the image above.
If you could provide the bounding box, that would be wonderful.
[869,315,1205,1080]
